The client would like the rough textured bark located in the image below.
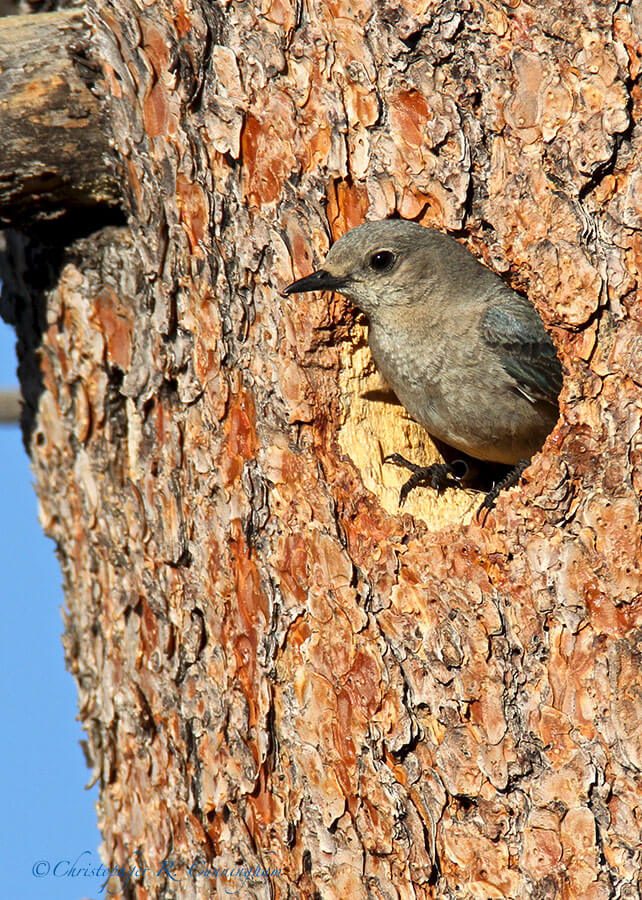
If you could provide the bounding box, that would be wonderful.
[0,10,120,226]
[1,0,642,898]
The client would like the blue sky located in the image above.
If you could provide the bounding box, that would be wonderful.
[0,319,103,898]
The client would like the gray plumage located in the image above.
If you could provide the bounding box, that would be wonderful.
[283,219,561,467]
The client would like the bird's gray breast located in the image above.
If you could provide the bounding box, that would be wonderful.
[366,304,555,464]
[368,317,450,429]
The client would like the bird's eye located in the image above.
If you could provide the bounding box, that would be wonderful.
[369,250,396,272]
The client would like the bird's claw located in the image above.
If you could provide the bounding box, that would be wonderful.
[475,458,530,524]
[384,454,469,506]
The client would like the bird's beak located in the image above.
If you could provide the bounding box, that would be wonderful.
[281,269,346,297]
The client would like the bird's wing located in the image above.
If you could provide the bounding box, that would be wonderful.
[480,294,563,405]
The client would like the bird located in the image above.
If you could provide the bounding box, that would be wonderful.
[282,219,562,512]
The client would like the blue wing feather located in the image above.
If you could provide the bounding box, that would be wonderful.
[481,297,562,405]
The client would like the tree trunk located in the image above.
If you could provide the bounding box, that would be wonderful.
[2,1,642,898]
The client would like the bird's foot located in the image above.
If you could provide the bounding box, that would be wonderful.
[384,454,469,507]
[476,458,530,524]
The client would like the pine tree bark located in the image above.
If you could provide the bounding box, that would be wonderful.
[2,1,642,898]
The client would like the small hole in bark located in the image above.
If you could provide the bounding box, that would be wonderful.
[470,90,482,110]
[456,794,475,810]
[108,366,124,389]
[400,29,424,50]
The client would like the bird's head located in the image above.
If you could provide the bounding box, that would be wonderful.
[282,219,454,318]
